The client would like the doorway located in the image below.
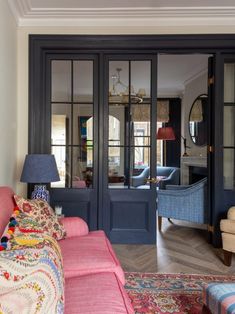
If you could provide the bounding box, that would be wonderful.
[157,53,211,235]
[43,53,158,244]
[29,34,235,246]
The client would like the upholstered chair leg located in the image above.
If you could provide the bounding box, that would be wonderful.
[223,250,232,266]
[158,216,162,232]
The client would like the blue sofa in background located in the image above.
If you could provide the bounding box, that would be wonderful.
[131,166,180,189]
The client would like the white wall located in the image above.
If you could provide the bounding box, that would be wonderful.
[181,72,208,157]
[0,0,17,189]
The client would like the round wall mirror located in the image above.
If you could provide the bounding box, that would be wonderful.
[189,94,208,146]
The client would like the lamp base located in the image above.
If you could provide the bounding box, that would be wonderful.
[31,185,49,203]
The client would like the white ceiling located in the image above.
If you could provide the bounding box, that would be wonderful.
[158,54,209,97]
[7,0,235,27]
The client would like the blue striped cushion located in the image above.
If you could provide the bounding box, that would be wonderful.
[204,283,235,314]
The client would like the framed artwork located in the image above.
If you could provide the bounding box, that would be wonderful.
[78,116,89,161]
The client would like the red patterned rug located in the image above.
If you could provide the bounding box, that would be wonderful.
[125,272,235,314]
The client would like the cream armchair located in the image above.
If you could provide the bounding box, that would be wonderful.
[220,206,235,266]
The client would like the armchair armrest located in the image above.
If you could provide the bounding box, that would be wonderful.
[131,167,150,187]
[60,217,89,238]
[220,219,235,235]
[228,206,235,220]
[158,169,179,189]
[165,185,190,190]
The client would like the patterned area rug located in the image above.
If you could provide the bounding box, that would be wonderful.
[125,272,235,314]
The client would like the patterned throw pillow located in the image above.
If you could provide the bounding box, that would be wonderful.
[0,206,20,251]
[14,195,66,240]
[9,213,46,249]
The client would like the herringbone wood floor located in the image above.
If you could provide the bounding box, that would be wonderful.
[113,218,235,274]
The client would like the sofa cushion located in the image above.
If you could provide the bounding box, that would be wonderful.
[64,272,134,314]
[14,195,66,240]
[59,230,125,285]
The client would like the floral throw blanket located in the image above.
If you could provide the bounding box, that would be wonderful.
[0,211,64,314]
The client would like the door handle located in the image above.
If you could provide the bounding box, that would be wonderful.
[145,178,158,184]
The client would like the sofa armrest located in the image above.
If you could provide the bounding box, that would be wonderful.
[60,217,89,238]
[220,219,235,235]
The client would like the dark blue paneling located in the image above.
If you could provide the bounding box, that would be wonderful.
[110,201,148,230]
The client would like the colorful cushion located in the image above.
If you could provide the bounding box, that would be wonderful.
[203,283,235,314]
[14,195,66,240]
[9,213,46,249]
[0,206,20,251]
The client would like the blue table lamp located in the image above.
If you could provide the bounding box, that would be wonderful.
[20,154,60,202]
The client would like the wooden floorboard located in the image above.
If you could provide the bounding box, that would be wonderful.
[113,218,235,274]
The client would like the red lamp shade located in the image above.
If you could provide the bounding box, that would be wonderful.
[157,127,175,140]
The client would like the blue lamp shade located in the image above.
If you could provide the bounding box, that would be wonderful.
[20,154,60,202]
[21,154,60,183]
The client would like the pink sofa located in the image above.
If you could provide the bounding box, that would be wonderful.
[0,186,134,314]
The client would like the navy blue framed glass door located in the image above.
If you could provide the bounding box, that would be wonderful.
[44,53,158,244]
[101,55,158,243]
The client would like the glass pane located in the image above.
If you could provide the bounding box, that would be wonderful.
[51,61,71,102]
[74,61,93,103]
[133,146,150,171]
[157,123,163,166]
[109,61,129,102]
[51,103,71,145]
[129,61,151,188]
[109,107,124,146]
[51,146,70,188]
[224,149,235,189]
[72,147,93,188]
[224,63,235,103]
[224,106,235,147]
[73,104,93,145]
[131,105,151,143]
[130,146,150,189]
[131,61,151,99]
[131,104,150,129]
[108,146,126,188]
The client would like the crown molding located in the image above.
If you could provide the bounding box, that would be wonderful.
[184,68,208,87]
[7,0,235,27]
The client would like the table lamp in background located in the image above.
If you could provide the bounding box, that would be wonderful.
[20,154,60,203]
